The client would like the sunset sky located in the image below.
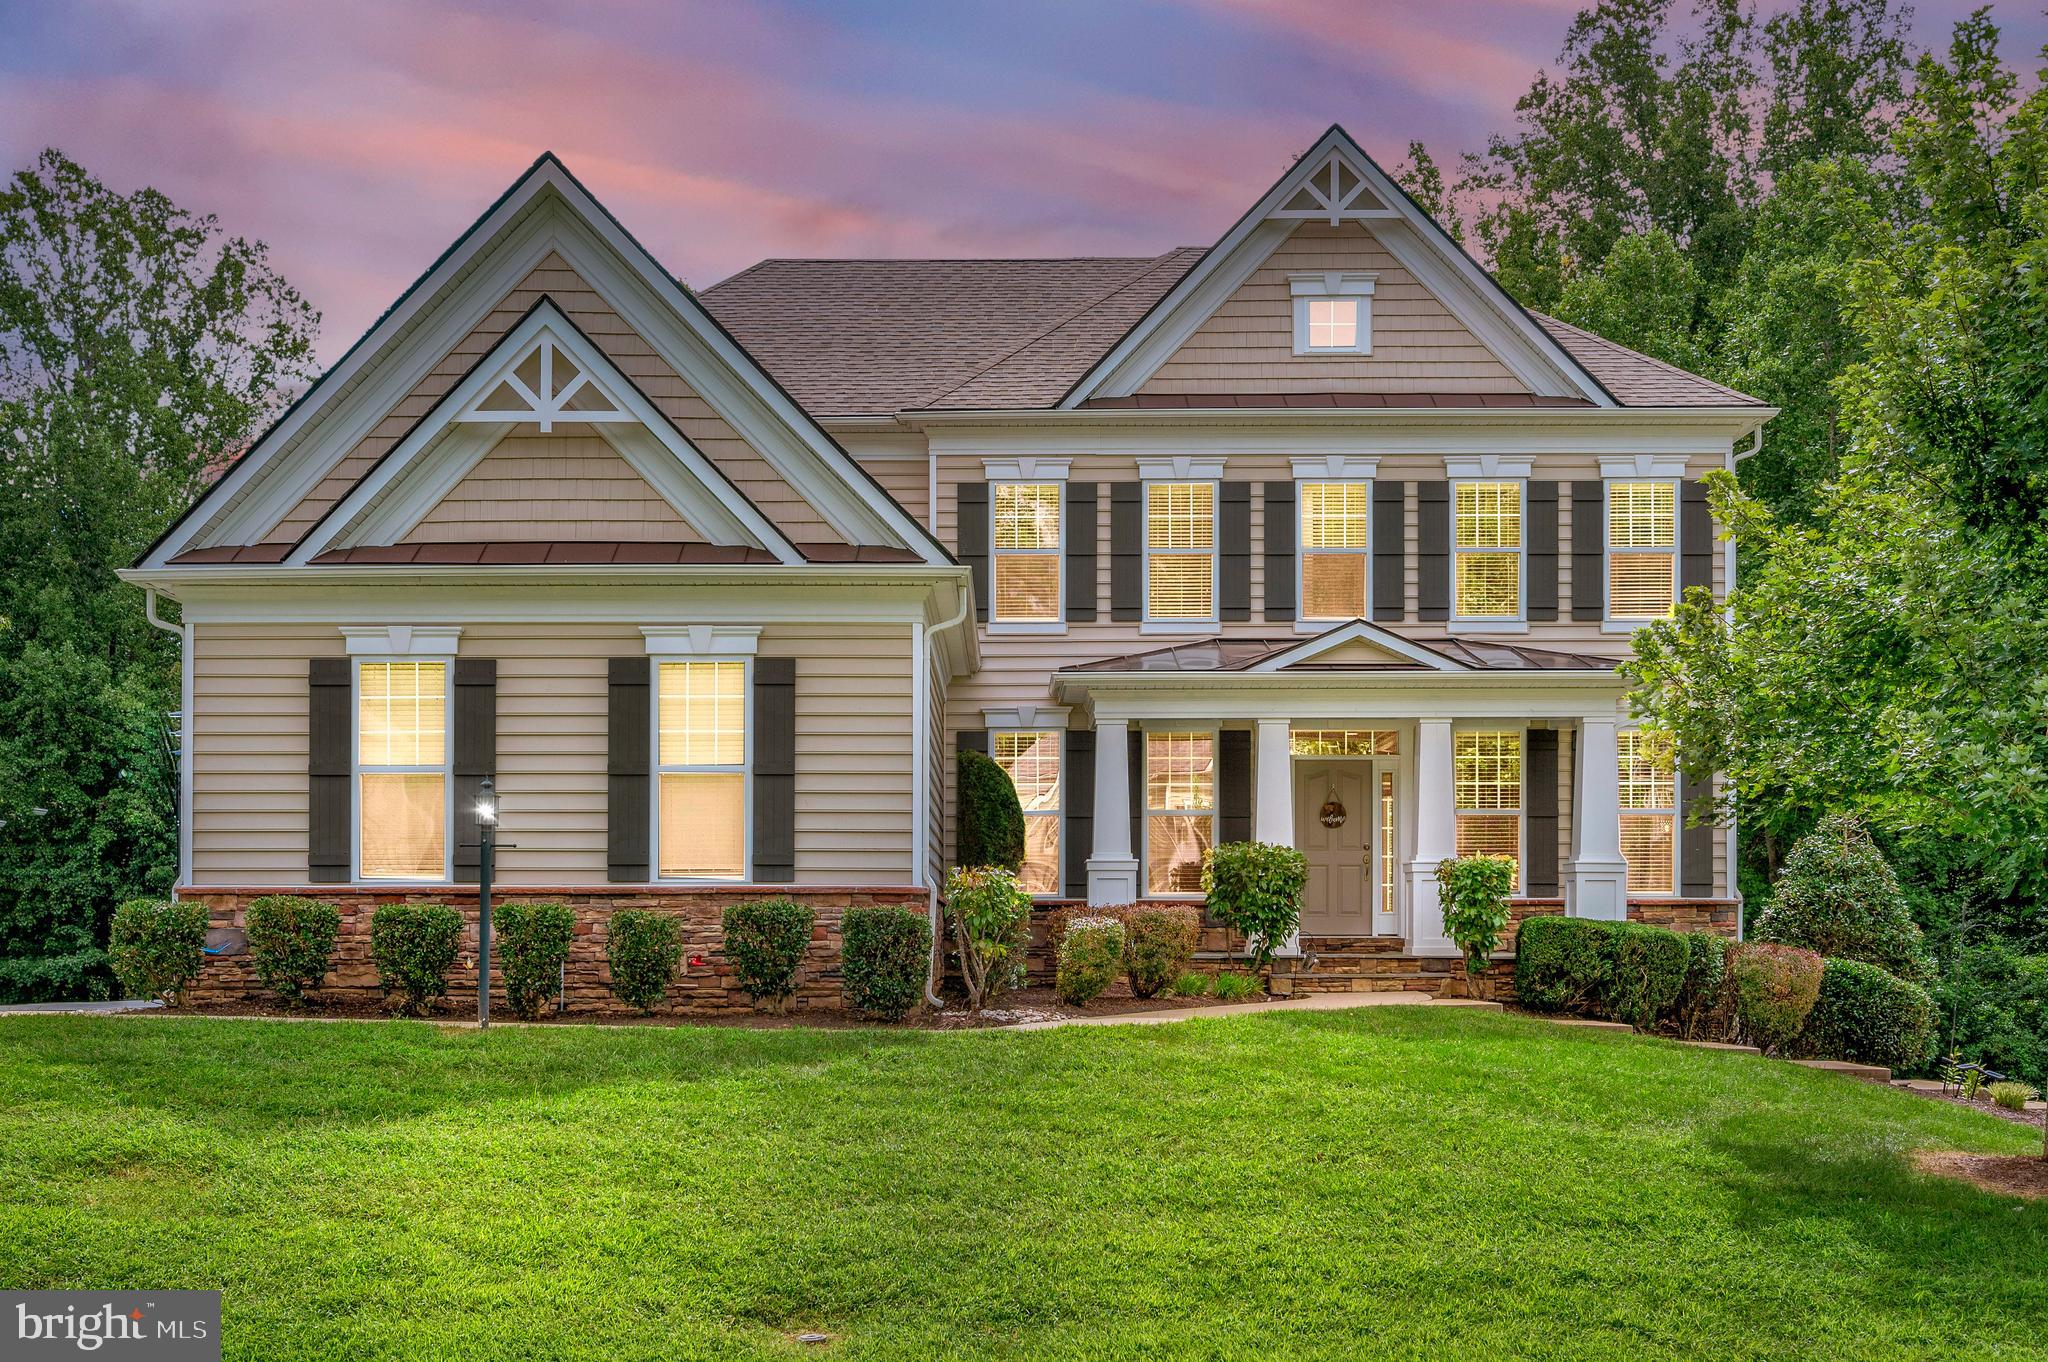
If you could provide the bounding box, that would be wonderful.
[4,0,2041,364]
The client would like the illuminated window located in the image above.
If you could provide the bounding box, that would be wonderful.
[1454,729,1521,889]
[1290,272,1375,354]
[991,482,1061,623]
[358,660,449,880]
[1619,729,1677,894]
[1379,769,1396,917]
[656,661,747,880]
[1455,482,1522,619]
[1289,728,1399,757]
[1607,481,1678,620]
[993,730,1061,896]
[1145,482,1216,621]
[1144,730,1215,894]
[1299,482,1372,620]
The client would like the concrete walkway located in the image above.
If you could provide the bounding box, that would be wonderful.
[1002,992,1503,1032]
[0,998,163,1017]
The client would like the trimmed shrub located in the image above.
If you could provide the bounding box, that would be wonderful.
[1797,958,1938,1071]
[945,866,1033,1011]
[1513,915,1613,1014]
[495,901,574,1020]
[1203,841,1307,972]
[1437,856,1515,977]
[1755,815,1930,981]
[1212,969,1262,1001]
[1988,1081,2033,1112]
[841,905,930,1021]
[242,896,340,1005]
[107,898,207,1004]
[1603,922,1689,1030]
[1171,970,1212,998]
[606,910,682,1013]
[1725,942,1824,1054]
[1056,917,1127,1005]
[369,903,462,1015]
[1125,905,1201,999]
[1672,932,1731,1038]
[723,899,815,1009]
[957,749,1025,872]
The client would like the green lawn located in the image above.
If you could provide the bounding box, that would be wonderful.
[1,1010,2042,1362]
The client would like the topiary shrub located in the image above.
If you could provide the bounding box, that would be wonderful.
[722,898,815,1010]
[957,748,1025,872]
[606,910,682,1014]
[1124,905,1202,999]
[495,901,575,1020]
[1725,942,1824,1054]
[1796,957,1938,1071]
[1603,922,1690,1030]
[107,898,207,1004]
[1513,915,1613,1013]
[1754,815,1931,981]
[841,905,930,1021]
[1436,856,1515,982]
[242,896,340,1005]
[1056,917,1127,1006]
[1672,932,1731,1038]
[369,903,463,1016]
[945,866,1033,1011]
[1203,841,1307,973]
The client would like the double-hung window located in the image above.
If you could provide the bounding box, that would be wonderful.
[1454,729,1522,889]
[357,660,451,881]
[656,660,748,880]
[992,730,1061,895]
[1454,481,1523,620]
[991,482,1062,624]
[1299,481,1372,621]
[1607,480,1678,621]
[1144,730,1215,894]
[1618,730,1677,895]
[1145,481,1217,623]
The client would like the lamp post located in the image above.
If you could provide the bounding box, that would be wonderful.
[476,775,497,1030]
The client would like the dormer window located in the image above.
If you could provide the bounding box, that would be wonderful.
[1290,272,1376,355]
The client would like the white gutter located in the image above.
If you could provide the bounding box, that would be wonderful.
[921,581,973,1009]
[142,590,192,894]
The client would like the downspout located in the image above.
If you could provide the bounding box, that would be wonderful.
[1725,429,1759,940]
[143,589,190,898]
[922,579,973,1009]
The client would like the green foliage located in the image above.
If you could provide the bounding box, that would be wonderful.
[1932,942,2048,1090]
[943,866,1032,1011]
[1797,957,1937,1071]
[241,896,339,1005]
[956,749,1025,872]
[1513,915,1614,1014]
[1755,816,1930,979]
[1726,942,1825,1054]
[1171,970,1212,998]
[1123,905,1201,1000]
[495,901,574,1021]
[1211,970,1262,1001]
[1603,922,1691,1030]
[106,897,205,1003]
[1202,841,1307,973]
[721,899,814,1010]
[840,906,930,1022]
[1987,1081,2033,1113]
[1055,917,1126,1006]
[1555,229,1710,373]
[605,910,682,1014]
[1674,931,1732,1038]
[369,904,462,1016]
[1435,856,1515,975]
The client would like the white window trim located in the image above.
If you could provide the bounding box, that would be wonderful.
[650,655,753,884]
[1448,477,1528,632]
[1600,476,1682,634]
[990,727,1064,900]
[1294,476,1375,629]
[1452,722,1526,896]
[352,655,455,886]
[1289,271,1377,356]
[1618,725,1679,898]
[1142,724,1219,900]
[1141,476,1220,634]
[988,479,1067,636]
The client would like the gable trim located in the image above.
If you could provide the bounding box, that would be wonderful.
[1247,619,1468,673]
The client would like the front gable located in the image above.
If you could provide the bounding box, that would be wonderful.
[1251,620,1466,672]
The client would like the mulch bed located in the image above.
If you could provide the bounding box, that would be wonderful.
[1913,1149,2048,1201]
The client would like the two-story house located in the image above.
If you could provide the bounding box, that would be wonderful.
[126,127,1766,1007]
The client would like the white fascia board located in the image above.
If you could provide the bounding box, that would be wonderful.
[1247,620,1465,672]
[1055,668,1625,721]
[923,414,1765,459]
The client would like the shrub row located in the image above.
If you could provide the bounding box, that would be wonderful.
[1046,903,1204,1001]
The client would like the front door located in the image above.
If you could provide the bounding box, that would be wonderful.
[1296,761,1373,936]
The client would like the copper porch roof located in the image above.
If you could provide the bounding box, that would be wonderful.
[1060,635,1623,674]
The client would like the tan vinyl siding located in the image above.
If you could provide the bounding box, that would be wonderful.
[401,433,701,543]
[1140,222,1527,395]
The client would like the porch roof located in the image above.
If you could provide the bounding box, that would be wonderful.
[1058,631,1622,676]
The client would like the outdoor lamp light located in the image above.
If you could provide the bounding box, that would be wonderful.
[476,795,497,826]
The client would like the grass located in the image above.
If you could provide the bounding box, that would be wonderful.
[2,1009,2043,1362]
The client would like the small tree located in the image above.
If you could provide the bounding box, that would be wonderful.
[1203,841,1307,975]
[944,866,1032,1011]
[1436,856,1515,991]
[1755,815,1931,980]
[957,749,1025,871]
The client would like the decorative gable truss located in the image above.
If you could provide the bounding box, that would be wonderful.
[1271,148,1394,225]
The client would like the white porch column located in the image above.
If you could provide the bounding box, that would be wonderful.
[1403,718,1458,956]
[1565,714,1629,920]
[1086,719,1139,905]
[1253,718,1300,957]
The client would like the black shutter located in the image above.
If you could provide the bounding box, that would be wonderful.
[1066,482,1098,622]
[308,658,352,883]
[1524,728,1560,895]
[1110,483,1142,621]
[957,482,990,622]
[1127,727,1144,873]
[1418,481,1450,621]
[1263,481,1296,622]
[1063,728,1094,899]
[1218,729,1252,846]
[1680,771,1715,897]
[1571,481,1605,621]
[1372,480,1404,621]
[1528,481,1560,622]
[1220,482,1252,621]
[606,657,651,883]
[452,659,496,883]
[752,657,796,883]
[1680,480,1713,596]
